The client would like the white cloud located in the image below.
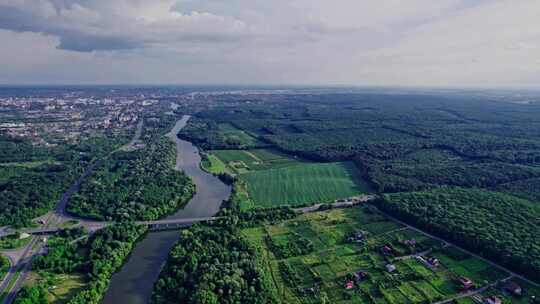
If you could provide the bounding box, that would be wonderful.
[0,0,538,87]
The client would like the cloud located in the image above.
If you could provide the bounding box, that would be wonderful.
[0,0,251,52]
[0,0,539,87]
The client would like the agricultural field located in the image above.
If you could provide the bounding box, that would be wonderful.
[239,161,373,208]
[242,207,512,304]
[217,123,263,148]
[210,148,306,174]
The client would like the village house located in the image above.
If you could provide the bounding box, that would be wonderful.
[344,281,354,290]
[354,271,369,281]
[401,239,417,246]
[458,277,474,290]
[385,264,397,273]
[347,231,365,243]
[503,281,523,296]
[484,296,502,304]
[381,244,394,256]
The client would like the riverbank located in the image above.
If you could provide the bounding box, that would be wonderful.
[101,116,231,304]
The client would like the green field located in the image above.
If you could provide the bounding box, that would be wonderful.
[217,123,262,148]
[239,161,373,207]
[242,207,512,304]
[210,148,305,174]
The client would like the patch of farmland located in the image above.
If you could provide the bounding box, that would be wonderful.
[240,161,373,207]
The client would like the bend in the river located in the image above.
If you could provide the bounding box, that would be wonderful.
[102,115,231,304]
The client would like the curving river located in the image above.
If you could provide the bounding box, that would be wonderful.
[102,115,232,304]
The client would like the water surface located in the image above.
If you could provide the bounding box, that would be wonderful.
[102,116,231,304]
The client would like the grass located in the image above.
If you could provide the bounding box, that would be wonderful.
[211,148,305,175]
[58,220,80,229]
[45,274,87,304]
[0,234,32,250]
[242,206,510,304]
[201,153,230,175]
[217,123,261,148]
[239,161,373,207]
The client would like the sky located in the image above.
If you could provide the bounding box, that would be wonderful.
[0,0,539,87]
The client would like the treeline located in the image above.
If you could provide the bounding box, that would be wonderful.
[152,207,298,303]
[380,187,540,282]
[185,94,540,199]
[152,219,278,304]
[14,223,147,304]
[67,137,195,221]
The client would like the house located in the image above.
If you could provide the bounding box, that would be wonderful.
[354,271,368,281]
[458,277,474,290]
[347,231,365,243]
[381,245,394,256]
[345,281,355,290]
[484,296,502,304]
[402,239,417,246]
[503,281,523,296]
[386,264,397,273]
[427,257,440,268]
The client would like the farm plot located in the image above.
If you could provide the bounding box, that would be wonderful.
[242,206,510,304]
[217,123,263,148]
[210,148,306,174]
[239,161,373,207]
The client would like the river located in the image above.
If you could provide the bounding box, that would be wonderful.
[102,115,232,304]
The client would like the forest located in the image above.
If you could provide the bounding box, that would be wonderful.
[67,115,195,221]
[14,222,147,304]
[152,220,277,304]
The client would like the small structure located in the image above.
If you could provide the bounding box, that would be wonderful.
[386,264,397,273]
[401,239,417,246]
[354,271,369,281]
[458,277,474,290]
[347,231,365,243]
[503,281,523,296]
[381,244,394,256]
[19,232,31,240]
[345,281,354,290]
[484,296,502,304]
[427,257,440,268]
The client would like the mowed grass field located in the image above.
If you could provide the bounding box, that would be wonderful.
[239,161,373,207]
[242,207,511,304]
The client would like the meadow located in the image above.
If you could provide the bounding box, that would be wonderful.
[210,148,305,174]
[239,161,373,207]
[242,207,511,304]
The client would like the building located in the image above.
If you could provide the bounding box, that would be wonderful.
[459,277,474,290]
[386,264,397,273]
[503,281,523,296]
[354,271,369,281]
[484,296,502,304]
[381,244,394,256]
[345,281,354,290]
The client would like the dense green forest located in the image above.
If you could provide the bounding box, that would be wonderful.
[67,116,195,221]
[152,221,276,304]
[380,187,540,281]
[14,223,147,304]
[152,208,297,304]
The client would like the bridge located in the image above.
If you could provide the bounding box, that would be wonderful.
[20,217,221,236]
